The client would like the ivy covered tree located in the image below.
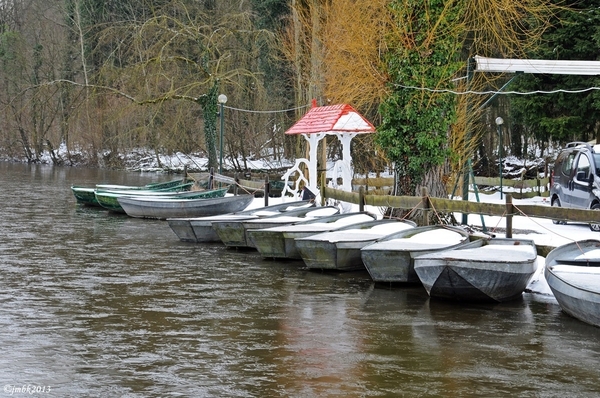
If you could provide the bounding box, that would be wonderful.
[376,0,560,208]
[377,1,463,198]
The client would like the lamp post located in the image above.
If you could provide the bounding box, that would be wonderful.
[495,116,504,199]
[217,94,227,176]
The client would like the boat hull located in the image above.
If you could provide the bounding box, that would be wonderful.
[295,219,416,272]
[189,219,228,243]
[191,215,263,243]
[97,187,224,213]
[414,238,538,302]
[95,192,127,213]
[361,249,418,283]
[96,178,187,191]
[296,239,372,271]
[361,225,471,283]
[248,212,377,260]
[166,219,197,242]
[166,200,314,243]
[118,194,253,219]
[71,186,100,207]
[213,206,339,248]
[544,239,600,328]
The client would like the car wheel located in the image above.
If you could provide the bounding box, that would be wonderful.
[590,203,600,232]
[552,198,567,225]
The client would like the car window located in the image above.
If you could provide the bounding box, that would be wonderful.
[594,154,600,176]
[562,152,575,175]
[575,153,591,179]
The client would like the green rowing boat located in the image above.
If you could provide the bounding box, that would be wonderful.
[95,187,227,213]
[71,179,194,207]
[95,178,188,191]
[71,186,100,206]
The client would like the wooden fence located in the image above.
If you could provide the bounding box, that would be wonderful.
[351,175,550,199]
[321,185,599,255]
[471,176,550,198]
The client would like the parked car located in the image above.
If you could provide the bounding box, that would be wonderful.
[549,141,600,231]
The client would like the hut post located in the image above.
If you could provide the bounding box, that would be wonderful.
[506,194,513,238]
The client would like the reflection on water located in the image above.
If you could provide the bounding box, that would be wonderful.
[0,162,599,397]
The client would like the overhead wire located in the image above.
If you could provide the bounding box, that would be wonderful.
[215,78,599,115]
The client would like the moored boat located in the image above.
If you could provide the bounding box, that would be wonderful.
[248,212,378,260]
[212,206,340,248]
[361,225,471,284]
[95,186,213,213]
[295,219,417,271]
[71,180,194,208]
[71,186,100,207]
[544,239,600,328]
[414,238,538,302]
[95,178,189,191]
[167,200,314,243]
[117,190,248,219]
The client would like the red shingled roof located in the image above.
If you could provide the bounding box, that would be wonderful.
[285,101,375,135]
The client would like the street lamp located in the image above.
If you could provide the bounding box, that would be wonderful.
[495,116,504,199]
[217,94,227,175]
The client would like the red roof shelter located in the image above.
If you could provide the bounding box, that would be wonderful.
[281,100,376,200]
[285,100,375,135]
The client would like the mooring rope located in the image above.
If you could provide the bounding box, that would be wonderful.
[511,202,578,244]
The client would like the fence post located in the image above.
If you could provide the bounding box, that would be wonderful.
[421,187,430,226]
[320,172,326,206]
[506,194,513,238]
[264,174,269,206]
[234,172,239,195]
[359,186,365,212]
[209,167,214,189]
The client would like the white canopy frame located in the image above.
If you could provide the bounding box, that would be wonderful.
[474,55,600,76]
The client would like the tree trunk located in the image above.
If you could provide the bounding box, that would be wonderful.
[391,161,451,225]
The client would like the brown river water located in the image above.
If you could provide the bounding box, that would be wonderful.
[0,162,599,397]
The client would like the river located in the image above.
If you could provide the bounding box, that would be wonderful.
[0,162,599,397]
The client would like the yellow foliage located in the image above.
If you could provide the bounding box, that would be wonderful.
[320,0,391,114]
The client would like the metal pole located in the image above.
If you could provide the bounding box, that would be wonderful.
[219,101,224,176]
[461,57,476,225]
[217,94,227,176]
[499,125,503,199]
[495,117,504,200]
[498,125,502,199]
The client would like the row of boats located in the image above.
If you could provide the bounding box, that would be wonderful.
[164,198,600,329]
[70,178,254,218]
[71,180,600,329]
[168,202,539,301]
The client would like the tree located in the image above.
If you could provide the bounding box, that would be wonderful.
[280,0,392,176]
[0,1,69,163]
[0,0,293,170]
[377,0,559,208]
